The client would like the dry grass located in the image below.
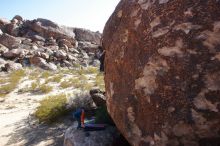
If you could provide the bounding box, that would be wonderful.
[35,94,67,123]
[0,78,8,84]
[76,66,98,75]
[38,84,53,94]
[60,80,73,89]
[0,69,26,97]
[95,73,105,91]
[45,74,63,83]
[40,71,51,78]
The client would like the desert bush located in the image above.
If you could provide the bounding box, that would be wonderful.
[35,94,67,123]
[76,67,99,75]
[81,82,94,91]
[0,69,26,97]
[45,74,63,83]
[86,66,98,74]
[9,69,26,83]
[40,71,51,78]
[31,82,38,91]
[0,83,15,96]
[95,73,105,91]
[60,80,73,89]
[0,78,8,84]
[38,84,53,94]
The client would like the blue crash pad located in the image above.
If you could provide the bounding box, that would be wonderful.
[84,124,106,131]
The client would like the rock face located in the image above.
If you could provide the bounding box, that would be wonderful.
[103,1,220,146]
[0,33,21,49]
[64,126,119,146]
[74,28,101,45]
[25,18,76,45]
[4,62,22,71]
[90,89,106,107]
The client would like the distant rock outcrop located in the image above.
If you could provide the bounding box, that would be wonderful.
[103,0,220,146]
[0,15,102,71]
[74,28,101,45]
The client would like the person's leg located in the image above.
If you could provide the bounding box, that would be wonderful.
[77,118,81,128]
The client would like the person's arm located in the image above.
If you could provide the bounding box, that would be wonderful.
[81,109,85,127]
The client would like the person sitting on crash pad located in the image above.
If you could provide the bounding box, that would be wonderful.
[73,107,85,129]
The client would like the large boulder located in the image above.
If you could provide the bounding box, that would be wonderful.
[55,50,67,60]
[30,56,57,70]
[90,89,106,107]
[103,1,220,146]
[0,33,21,49]
[74,28,101,45]
[0,58,7,68]
[0,44,9,54]
[3,49,26,59]
[64,126,119,146]
[78,41,100,54]
[5,23,20,36]
[25,18,76,46]
[4,62,22,71]
[0,18,10,32]
[12,15,23,24]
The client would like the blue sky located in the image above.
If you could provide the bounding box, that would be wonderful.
[0,0,120,32]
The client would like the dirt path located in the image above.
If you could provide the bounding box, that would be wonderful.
[0,81,74,146]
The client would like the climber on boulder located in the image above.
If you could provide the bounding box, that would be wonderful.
[97,46,105,72]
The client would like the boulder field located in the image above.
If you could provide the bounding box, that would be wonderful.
[0,16,102,71]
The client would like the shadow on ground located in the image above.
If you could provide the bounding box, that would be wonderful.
[5,115,73,146]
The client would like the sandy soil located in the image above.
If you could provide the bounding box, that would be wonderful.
[0,79,75,146]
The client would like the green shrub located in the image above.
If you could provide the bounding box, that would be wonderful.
[45,74,63,83]
[35,94,67,123]
[0,69,26,97]
[95,73,105,91]
[0,83,15,96]
[0,78,8,84]
[39,84,53,94]
[95,105,114,125]
[31,82,38,90]
[52,75,63,83]
[40,71,51,78]
[9,69,26,83]
[86,66,98,74]
[81,82,94,91]
[60,80,73,89]
[76,67,98,75]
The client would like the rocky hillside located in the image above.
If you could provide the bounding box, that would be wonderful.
[0,15,102,71]
[103,0,220,146]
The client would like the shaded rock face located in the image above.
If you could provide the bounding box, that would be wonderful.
[64,126,119,146]
[103,1,220,146]
[74,28,101,45]
[90,89,106,107]
[0,33,21,49]
[5,62,22,71]
[25,18,76,45]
